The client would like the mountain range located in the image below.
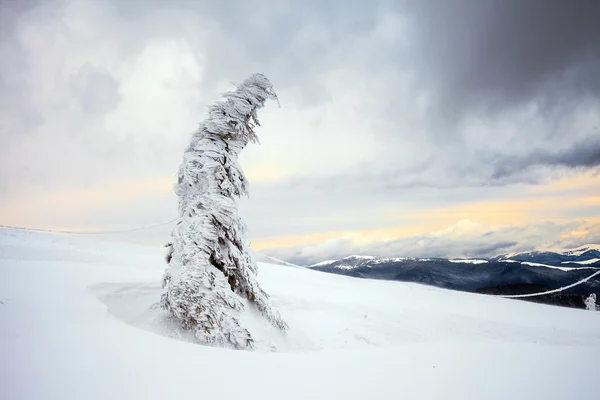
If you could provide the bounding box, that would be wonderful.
[306,244,600,309]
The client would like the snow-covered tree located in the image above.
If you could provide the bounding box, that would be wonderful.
[584,293,597,311]
[160,73,288,349]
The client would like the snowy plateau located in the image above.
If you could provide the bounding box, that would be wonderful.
[1,228,600,400]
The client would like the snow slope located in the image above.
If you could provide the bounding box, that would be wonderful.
[448,259,489,264]
[563,258,600,265]
[1,228,600,400]
[560,244,600,257]
[496,244,600,265]
[520,261,580,272]
[250,250,301,268]
[309,255,410,269]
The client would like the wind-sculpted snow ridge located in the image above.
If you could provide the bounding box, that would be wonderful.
[160,74,287,350]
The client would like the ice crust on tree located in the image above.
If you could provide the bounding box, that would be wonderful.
[160,73,288,349]
[585,293,597,311]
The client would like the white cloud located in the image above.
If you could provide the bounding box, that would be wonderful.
[265,219,600,266]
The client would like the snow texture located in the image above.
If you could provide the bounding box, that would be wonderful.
[160,73,287,349]
[448,259,489,264]
[520,261,600,272]
[521,261,576,272]
[2,228,600,400]
[562,258,600,265]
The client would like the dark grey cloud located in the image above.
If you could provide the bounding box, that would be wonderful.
[2,0,598,195]
[488,134,600,180]
[401,0,600,121]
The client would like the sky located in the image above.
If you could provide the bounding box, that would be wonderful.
[1,0,599,265]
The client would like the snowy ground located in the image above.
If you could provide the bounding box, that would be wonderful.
[1,228,600,399]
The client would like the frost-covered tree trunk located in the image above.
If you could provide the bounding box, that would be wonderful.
[160,73,287,349]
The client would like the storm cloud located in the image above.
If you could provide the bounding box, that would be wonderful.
[403,0,600,119]
[486,135,600,180]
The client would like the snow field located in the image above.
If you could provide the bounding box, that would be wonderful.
[1,228,600,399]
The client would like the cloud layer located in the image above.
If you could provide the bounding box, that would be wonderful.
[1,0,599,261]
[265,219,600,266]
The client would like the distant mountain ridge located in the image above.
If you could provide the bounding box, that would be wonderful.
[490,244,600,266]
[306,245,600,310]
[309,244,600,270]
[310,255,424,270]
